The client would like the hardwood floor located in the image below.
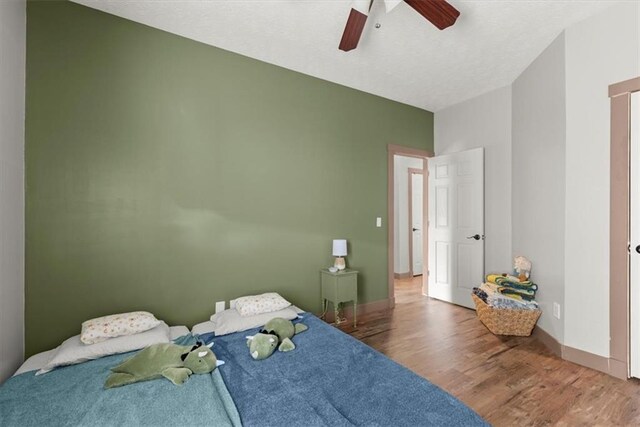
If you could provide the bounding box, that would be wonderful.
[346,276,640,426]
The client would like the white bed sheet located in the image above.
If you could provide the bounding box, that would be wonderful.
[14,325,190,376]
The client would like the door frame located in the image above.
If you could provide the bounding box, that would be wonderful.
[408,167,424,277]
[387,144,433,308]
[609,76,640,380]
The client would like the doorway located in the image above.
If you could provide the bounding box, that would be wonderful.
[387,145,485,309]
[409,168,424,277]
[387,145,432,308]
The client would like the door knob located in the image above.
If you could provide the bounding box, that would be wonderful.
[413,228,420,232]
[466,234,481,241]
[636,245,640,254]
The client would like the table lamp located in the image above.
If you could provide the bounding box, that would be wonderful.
[332,239,347,271]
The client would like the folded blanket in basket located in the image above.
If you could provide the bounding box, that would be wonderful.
[487,274,538,290]
[479,283,539,310]
[498,287,535,301]
[472,287,488,303]
[488,296,538,310]
[486,273,538,300]
[495,277,538,292]
[480,282,500,294]
[486,274,511,284]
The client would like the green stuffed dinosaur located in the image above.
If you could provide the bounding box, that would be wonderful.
[105,341,223,388]
[246,317,308,360]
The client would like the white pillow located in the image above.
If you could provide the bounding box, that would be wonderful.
[209,307,299,336]
[234,292,291,317]
[192,321,217,336]
[37,322,170,375]
[80,311,161,344]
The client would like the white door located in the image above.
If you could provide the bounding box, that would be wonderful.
[411,172,423,275]
[630,91,640,378]
[428,148,484,309]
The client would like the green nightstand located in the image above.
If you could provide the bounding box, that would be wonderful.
[320,269,358,327]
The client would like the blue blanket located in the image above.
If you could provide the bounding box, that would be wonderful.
[0,335,241,427]
[198,315,487,427]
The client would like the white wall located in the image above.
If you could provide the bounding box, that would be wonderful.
[0,0,26,383]
[435,85,513,274]
[431,2,639,357]
[512,33,567,342]
[394,155,423,274]
[564,2,640,357]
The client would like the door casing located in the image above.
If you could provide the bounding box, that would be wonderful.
[609,76,640,380]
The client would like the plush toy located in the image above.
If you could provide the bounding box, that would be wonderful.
[514,256,532,282]
[104,341,224,389]
[246,317,308,360]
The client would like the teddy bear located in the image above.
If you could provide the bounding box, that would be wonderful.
[514,255,532,282]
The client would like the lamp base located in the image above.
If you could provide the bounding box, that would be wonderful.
[334,257,346,271]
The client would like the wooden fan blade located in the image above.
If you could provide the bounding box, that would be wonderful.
[404,0,460,30]
[339,8,368,52]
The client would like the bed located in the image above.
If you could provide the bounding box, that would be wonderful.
[0,326,241,426]
[1,318,487,426]
[193,314,487,426]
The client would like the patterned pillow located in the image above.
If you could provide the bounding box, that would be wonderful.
[234,293,291,317]
[80,311,161,345]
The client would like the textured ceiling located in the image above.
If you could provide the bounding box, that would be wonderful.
[72,0,615,111]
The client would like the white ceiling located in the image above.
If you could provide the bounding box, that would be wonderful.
[72,0,616,111]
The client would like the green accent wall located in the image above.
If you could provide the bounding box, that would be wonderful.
[25,1,434,356]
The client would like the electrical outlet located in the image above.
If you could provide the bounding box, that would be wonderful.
[215,301,225,314]
[229,299,237,309]
[376,217,382,227]
[553,302,561,319]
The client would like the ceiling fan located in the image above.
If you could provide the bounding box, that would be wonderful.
[339,0,460,51]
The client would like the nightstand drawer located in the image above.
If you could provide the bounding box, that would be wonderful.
[322,276,357,301]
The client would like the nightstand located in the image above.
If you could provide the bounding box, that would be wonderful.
[320,269,358,327]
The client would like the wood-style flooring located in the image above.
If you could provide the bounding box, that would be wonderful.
[344,276,640,426]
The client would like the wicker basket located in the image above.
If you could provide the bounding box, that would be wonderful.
[471,294,541,336]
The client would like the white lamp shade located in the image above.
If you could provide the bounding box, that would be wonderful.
[332,239,348,257]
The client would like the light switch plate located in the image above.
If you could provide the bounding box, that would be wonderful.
[229,299,237,309]
[553,302,561,319]
[376,217,382,227]
[215,301,225,314]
